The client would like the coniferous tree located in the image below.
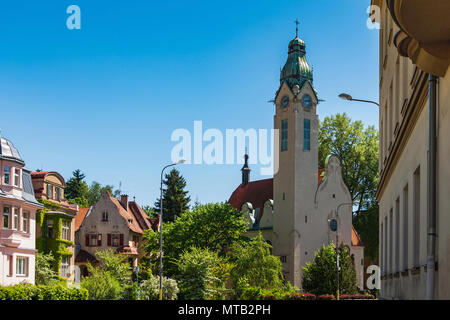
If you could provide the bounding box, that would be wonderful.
[65,169,89,206]
[154,168,190,222]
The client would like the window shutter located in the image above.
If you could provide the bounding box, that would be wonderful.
[119,234,124,246]
[98,234,102,246]
[85,234,89,246]
[107,234,111,246]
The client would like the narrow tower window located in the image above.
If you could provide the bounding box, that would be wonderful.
[304,119,311,151]
[281,120,288,151]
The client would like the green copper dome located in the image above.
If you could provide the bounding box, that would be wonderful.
[280,36,313,89]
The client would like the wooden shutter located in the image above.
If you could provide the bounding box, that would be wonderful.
[119,234,124,246]
[98,234,102,246]
[85,234,89,246]
[107,234,111,246]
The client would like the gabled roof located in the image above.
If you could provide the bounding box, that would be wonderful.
[128,201,154,232]
[75,249,97,263]
[75,207,91,232]
[351,226,364,247]
[109,194,144,234]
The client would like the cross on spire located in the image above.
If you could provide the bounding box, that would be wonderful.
[295,19,300,37]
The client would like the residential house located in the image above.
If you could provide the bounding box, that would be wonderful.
[31,171,78,284]
[74,190,158,276]
[0,137,42,285]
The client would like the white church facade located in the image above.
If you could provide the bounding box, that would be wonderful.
[228,31,364,290]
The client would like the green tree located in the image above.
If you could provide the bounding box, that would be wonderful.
[230,233,284,290]
[80,264,122,300]
[86,181,120,206]
[94,249,132,287]
[154,168,190,222]
[65,169,89,206]
[353,205,379,262]
[319,113,379,261]
[35,252,59,286]
[140,274,179,300]
[302,243,358,295]
[319,113,379,212]
[141,205,158,218]
[142,203,248,276]
[174,247,228,300]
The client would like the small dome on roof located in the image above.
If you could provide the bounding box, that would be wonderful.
[0,137,24,164]
[280,36,313,89]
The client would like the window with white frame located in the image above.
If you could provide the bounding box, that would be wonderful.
[4,166,10,185]
[60,257,70,278]
[13,168,20,187]
[3,206,10,229]
[13,207,19,230]
[62,220,71,241]
[22,211,29,233]
[16,257,28,276]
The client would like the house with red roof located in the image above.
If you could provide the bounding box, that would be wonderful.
[227,30,365,290]
[31,171,79,284]
[74,190,158,276]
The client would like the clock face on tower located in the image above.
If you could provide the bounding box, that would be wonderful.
[281,95,289,108]
[302,94,312,108]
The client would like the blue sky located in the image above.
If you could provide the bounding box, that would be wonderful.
[0,0,379,207]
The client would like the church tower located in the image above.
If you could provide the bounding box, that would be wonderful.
[272,24,319,287]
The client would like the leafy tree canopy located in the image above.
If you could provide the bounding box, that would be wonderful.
[142,202,248,276]
[302,243,358,295]
[35,252,59,286]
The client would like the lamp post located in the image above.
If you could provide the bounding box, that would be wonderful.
[329,202,353,300]
[159,159,185,300]
[338,93,380,107]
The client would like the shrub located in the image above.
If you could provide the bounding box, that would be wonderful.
[140,274,179,300]
[0,284,88,300]
[240,287,262,300]
[175,247,227,300]
[287,293,316,300]
[81,266,122,300]
[317,294,335,300]
[302,244,358,295]
[340,293,375,300]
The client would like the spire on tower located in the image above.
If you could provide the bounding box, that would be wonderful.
[295,19,300,37]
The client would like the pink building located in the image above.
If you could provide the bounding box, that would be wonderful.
[0,137,42,285]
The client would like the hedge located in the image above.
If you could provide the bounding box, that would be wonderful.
[340,294,375,300]
[0,284,88,300]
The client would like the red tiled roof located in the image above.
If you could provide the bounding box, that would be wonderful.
[31,171,49,178]
[352,226,364,246]
[228,178,273,221]
[128,201,153,232]
[75,207,90,232]
[108,193,144,234]
[75,249,97,263]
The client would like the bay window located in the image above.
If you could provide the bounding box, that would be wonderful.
[22,211,29,233]
[13,168,20,187]
[4,166,10,184]
[3,207,10,229]
[62,220,71,241]
[13,207,19,230]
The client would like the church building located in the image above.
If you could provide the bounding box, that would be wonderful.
[228,29,365,290]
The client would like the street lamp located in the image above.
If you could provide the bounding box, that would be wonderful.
[338,93,380,107]
[159,159,185,300]
[328,202,353,300]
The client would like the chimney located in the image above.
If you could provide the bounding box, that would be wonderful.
[120,194,129,212]
[241,153,250,186]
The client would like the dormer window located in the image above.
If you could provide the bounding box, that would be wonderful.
[102,211,108,222]
[4,167,10,185]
